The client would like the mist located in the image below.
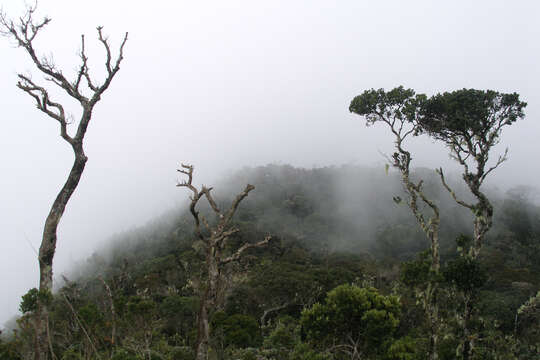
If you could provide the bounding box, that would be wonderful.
[1,0,539,328]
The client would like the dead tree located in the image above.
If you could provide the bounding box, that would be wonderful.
[1,5,127,360]
[350,87,441,360]
[177,164,271,360]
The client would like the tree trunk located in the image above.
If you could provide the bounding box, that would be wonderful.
[196,244,219,360]
[1,10,127,357]
[35,151,87,360]
[428,301,439,360]
[462,295,473,360]
[428,230,440,360]
[177,167,269,360]
[466,180,493,259]
[196,291,211,360]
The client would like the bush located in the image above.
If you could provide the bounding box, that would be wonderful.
[301,284,400,357]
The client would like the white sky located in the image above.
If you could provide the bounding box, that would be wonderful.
[1,0,539,327]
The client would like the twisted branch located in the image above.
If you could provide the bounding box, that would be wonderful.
[436,167,474,210]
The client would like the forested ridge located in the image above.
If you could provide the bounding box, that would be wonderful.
[1,3,536,358]
[2,164,539,359]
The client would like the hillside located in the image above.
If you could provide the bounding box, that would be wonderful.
[2,164,539,359]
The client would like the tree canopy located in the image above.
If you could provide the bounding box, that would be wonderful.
[301,284,400,358]
[349,86,426,127]
[418,89,526,144]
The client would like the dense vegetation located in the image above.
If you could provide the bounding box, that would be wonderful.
[1,164,539,359]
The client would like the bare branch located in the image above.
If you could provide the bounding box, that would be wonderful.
[481,148,508,183]
[201,215,211,232]
[62,294,102,359]
[91,27,128,102]
[221,235,272,265]
[216,228,240,249]
[202,187,221,215]
[415,182,440,219]
[177,164,198,196]
[16,74,74,145]
[177,164,205,241]
[73,34,97,92]
[223,184,255,223]
[3,8,128,107]
[437,168,474,210]
[97,26,112,74]
[260,302,290,325]
[98,276,116,346]
[0,6,87,102]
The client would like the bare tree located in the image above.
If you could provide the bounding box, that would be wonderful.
[177,164,271,360]
[1,4,127,359]
[349,87,441,359]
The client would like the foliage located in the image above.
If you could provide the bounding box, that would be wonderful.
[0,336,22,360]
[263,316,298,351]
[289,343,333,360]
[418,89,526,141]
[387,336,423,360]
[301,284,400,357]
[349,86,426,126]
[211,312,262,349]
[19,288,53,314]
[442,256,487,293]
[2,164,539,359]
[400,251,433,288]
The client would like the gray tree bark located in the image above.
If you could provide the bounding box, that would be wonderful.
[1,5,127,359]
[436,133,507,359]
[177,164,271,360]
[355,100,441,360]
[392,134,441,360]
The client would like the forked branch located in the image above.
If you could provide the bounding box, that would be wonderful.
[221,235,272,264]
[1,5,128,106]
[481,148,508,184]
[177,164,205,240]
[16,74,74,145]
[223,184,255,223]
[436,167,474,210]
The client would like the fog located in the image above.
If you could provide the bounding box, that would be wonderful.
[1,0,539,327]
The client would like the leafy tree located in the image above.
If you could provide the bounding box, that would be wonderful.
[19,288,53,315]
[123,296,160,359]
[350,87,441,359]
[387,336,424,360]
[516,290,540,351]
[263,316,299,355]
[419,89,526,259]
[417,89,526,359]
[301,284,400,359]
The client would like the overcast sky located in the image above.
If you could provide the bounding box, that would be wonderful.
[1,0,539,327]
